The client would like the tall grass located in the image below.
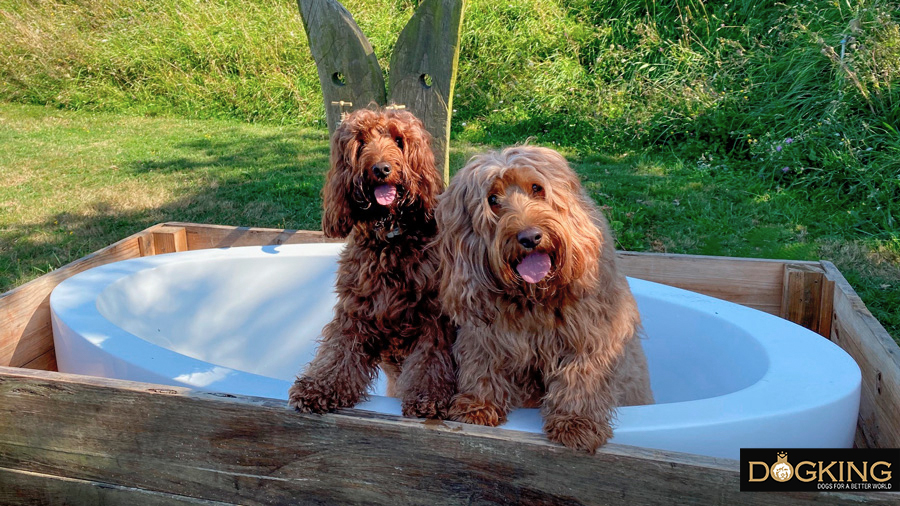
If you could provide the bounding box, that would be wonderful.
[1,0,898,236]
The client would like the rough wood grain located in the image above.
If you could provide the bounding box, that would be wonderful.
[0,224,898,503]
[152,225,188,254]
[781,264,834,337]
[388,0,466,183]
[170,222,343,250]
[616,251,802,315]
[297,0,386,136]
[0,227,156,369]
[1,367,894,506]
[822,261,900,449]
[18,349,57,372]
[0,467,231,506]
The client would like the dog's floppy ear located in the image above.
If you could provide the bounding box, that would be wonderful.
[537,149,604,286]
[399,111,442,214]
[321,120,358,238]
[434,161,497,324]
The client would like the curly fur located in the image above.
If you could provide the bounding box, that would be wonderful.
[289,107,456,419]
[434,145,653,452]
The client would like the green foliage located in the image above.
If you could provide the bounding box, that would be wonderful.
[6,0,894,236]
[0,1,898,237]
[0,0,322,123]
[3,102,896,338]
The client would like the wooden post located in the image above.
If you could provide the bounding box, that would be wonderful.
[296,0,386,137]
[780,263,834,338]
[389,0,466,183]
[296,0,465,183]
[151,226,187,255]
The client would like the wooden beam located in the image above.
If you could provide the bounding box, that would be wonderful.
[0,227,156,369]
[388,0,466,182]
[18,349,57,372]
[616,251,806,315]
[1,367,895,505]
[781,263,834,337]
[151,225,188,254]
[169,222,342,250]
[139,231,157,256]
[822,261,900,450]
[0,467,231,506]
[297,0,386,136]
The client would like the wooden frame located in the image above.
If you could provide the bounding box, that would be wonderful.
[1,222,898,504]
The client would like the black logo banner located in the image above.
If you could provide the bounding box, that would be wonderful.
[740,448,899,492]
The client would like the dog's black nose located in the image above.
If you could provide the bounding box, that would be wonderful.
[373,162,392,179]
[517,228,543,249]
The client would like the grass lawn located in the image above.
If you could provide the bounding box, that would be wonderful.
[1,102,897,341]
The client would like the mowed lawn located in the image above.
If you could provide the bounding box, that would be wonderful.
[1,103,897,341]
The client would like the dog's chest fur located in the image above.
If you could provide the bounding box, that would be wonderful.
[482,287,631,371]
[335,230,441,342]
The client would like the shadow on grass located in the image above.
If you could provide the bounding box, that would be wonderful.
[0,129,331,292]
[2,124,897,341]
[127,129,329,174]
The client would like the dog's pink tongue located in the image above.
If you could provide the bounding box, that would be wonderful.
[516,252,551,284]
[374,184,397,206]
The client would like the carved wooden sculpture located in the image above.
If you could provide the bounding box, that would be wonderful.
[297,0,465,182]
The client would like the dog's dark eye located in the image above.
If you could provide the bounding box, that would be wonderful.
[395,137,404,150]
[532,184,543,195]
[487,194,499,206]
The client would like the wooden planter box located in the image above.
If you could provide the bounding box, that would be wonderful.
[1,222,897,505]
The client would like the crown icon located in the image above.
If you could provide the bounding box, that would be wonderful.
[771,451,793,482]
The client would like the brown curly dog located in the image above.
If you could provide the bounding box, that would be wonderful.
[289,107,456,419]
[434,145,653,452]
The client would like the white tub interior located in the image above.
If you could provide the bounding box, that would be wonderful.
[50,243,861,459]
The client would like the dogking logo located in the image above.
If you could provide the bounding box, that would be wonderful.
[770,452,793,482]
[741,448,899,492]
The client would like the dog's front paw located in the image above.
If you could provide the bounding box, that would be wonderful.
[543,413,612,453]
[402,393,452,419]
[448,393,506,426]
[288,377,355,414]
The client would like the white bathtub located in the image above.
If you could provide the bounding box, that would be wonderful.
[50,243,861,459]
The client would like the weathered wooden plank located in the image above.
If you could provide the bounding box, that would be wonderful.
[171,222,342,250]
[297,0,386,136]
[18,349,57,372]
[822,261,900,450]
[781,264,832,337]
[152,225,188,254]
[388,0,466,182]
[3,367,892,505]
[139,231,157,256]
[0,228,155,369]
[616,251,800,315]
[0,467,232,506]
[818,275,836,339]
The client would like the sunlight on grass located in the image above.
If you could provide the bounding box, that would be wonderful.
[1,103,898,340]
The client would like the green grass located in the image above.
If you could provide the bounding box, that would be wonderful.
[0,103,327,287]
[0,0,897,337]
[1,0,897,237]
[1,103,897,341]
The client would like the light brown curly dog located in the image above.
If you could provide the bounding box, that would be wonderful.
[434,145,653,452]
[289,107,456,419]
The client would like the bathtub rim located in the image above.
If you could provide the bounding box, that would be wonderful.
[48,242,861,452]
[2,221,898,505]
